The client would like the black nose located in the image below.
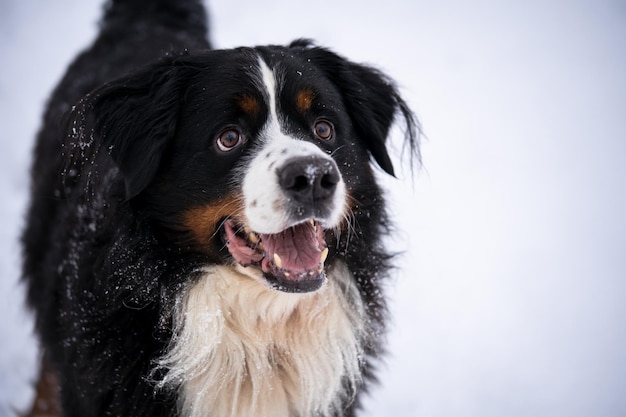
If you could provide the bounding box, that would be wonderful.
[278,156,340,205]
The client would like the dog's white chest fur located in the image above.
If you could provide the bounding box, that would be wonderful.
[157,262,365,417]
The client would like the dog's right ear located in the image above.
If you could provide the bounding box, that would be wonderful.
[88,59,187,200]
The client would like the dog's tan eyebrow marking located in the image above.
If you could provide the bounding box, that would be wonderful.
[296,88,315,113]
[237,95,261,118]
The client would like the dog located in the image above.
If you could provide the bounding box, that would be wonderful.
[22,0,419,416]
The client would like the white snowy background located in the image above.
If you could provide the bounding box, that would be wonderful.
[1,0,625,416]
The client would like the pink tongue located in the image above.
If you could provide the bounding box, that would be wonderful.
[224,220,264,266]
[261,222,323,273]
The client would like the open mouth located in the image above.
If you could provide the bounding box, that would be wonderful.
[222,218,329,293]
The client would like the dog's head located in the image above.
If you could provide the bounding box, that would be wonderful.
[84,40,419,293]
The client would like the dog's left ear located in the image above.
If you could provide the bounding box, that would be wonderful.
[291,40,420,176]
[88,58,187,199]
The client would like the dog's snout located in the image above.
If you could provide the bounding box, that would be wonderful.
[278,156,340,203]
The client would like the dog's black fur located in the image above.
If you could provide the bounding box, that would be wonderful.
[22,0,419,416]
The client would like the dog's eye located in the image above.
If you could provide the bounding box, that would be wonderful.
[216,129,244,152]
[314,120,334,141]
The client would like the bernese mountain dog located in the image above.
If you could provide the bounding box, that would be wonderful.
[22,0,419,416]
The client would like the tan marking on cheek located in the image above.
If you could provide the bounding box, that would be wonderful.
[296,88,315,113]
[237,95,260,118]
[182,194,244,246]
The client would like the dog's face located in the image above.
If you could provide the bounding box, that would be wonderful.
[89,41,416,293]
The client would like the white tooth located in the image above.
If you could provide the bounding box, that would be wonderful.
[309,219,315,226]
[320,247,329,263]
[316,266,323,275]
[273,253,283,269]
[284,272,290,277]
[249,232,260,243]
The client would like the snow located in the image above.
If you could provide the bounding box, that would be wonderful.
[1,0,625,416]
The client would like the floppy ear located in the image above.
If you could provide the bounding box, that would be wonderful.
[291,40,420,176]
[90,59,187,199]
